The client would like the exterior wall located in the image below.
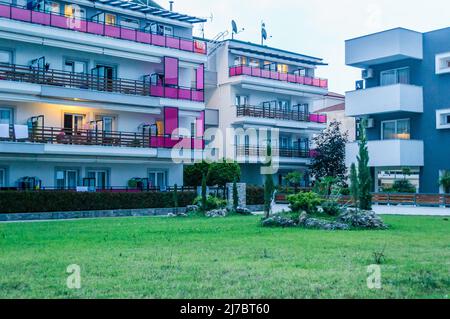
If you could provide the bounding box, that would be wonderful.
[325,110,356,142]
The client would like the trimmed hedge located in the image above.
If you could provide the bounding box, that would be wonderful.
[0,191,197,214]
[246,185,264,205]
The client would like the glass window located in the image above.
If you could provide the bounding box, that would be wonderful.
[0,168,6,188]
[120,17,139,29]
[249,59,259,68]
[235,95,248,106]
[105,13,116,26]
[277,64,288,74]
[87,170,109,189]
[0,108,12,124]
[0,50,12,64]
[44,1,60,14]
[56,170,78,189]
[148,171,166,188]
[278,100,290,112]
[263,61,276,71]
[157,24,173,36]
[382,119,410,140]
[234,56,247,66]
[64,4,85,19]
[294,68,306,76]
[64,60,86,74]
[380,67,410,86]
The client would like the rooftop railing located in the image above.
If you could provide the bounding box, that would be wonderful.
[229,65,328,89]
[0,2,207,55]
[0,63,204,102]
[236,105,327,123]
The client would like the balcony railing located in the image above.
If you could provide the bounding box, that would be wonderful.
[229,65,328,89]
[0,2,207,55]
[235,146,314,159]
[0,63,204,102]
[2,125,205,150]
[236,105,327,123]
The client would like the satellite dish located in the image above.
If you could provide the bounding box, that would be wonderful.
[262,28,267,40]
[232,20,238,34]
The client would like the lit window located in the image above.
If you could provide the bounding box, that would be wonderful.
[249,59,259,68]
[105,13,116,26]
[45,1,60,14]
[381,119,410,140]
[234,56,247,66]
[277,64,288,74]
[64,5,85,19]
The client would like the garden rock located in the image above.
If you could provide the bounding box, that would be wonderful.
[261,215,296,228]
[186,205,199,213]
[206,208,227,218]
[300,217,350,230]
[236,206,253,215]
[338,209,388,229]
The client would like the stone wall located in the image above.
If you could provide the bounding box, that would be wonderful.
[226,183,246,208]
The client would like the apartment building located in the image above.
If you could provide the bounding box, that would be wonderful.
[345,27,450,193]
[206,39,329,186]
[0,0,207,190]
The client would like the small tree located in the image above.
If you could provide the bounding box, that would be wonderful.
[349,163,359,207]
[283,171,303,193]
[232,179,239,211]
[264,144,275,219]
[356,119,372,210]
[207,160,241,193]
[201,174,207,212]
[311,120,348,182]
[184,161,210,187]
[439,171,450,194]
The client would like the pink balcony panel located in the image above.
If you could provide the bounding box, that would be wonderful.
[304,77,313,86]
[287,74,296,83]
[164,56,179,86]
[120,28,136,41]
[192,90,204,102]
[196,64,204,90]
[71,20,87,32]
[229,66,237,77]
[180,39,193,52]
[261,69,271,78]
[87,21,104,35]
[50,15,69,29]
[105,25,120,38]
[309,114,319,122]
[166,36,180,50]
[31,11,50,25]
[251,68,261,77]
[270,71,278,80]
[151,34,165,46]
[0,5,11,18]
[312,78,320,87]
[296,76,305,85]
[318,114,327,123]
[164,87,178,99]
[178,88,191,100]
[150,85,164,97]
[320,79,328,88]
[279,73,288,81]
[136,31,151,44]
[196,111,205,138]
[164,107,179,136]
[241,66,252,76]
[11,7,30,21]
[192,138,205,150]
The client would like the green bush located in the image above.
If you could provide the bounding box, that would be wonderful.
[385,180,416,193]
[193,195,227,211]
[321,200,342,216]
[246,185,264,205]
[287,191,323,214]
[0,191,197,214]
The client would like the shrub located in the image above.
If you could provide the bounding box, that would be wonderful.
[439,171,450,194]
[387,179,416,193]
[321,200,342,216]
[246,186,264,205]
[184,162,210,187]
[287,191,323,214]
[206,160,241,188]
[193,195,227,211]
[0,191,197,214]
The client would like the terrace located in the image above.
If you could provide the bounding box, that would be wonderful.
[235,145,316,159]
[236,105,327,123]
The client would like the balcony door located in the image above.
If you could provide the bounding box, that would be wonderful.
[87,170,109,190]
[64,113,84,134]
[56,169,78,190]
[148,171,166,189]
[92,65,115,92]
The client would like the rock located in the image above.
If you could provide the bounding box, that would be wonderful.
[300,217,350,230]
[236,206,252,215]
[167,213,177,218]
[261,215,296,228]
[177,213,188,217]
[206,208,227,218]
[186,205,199,213]
[338,209,388,229]
[298,211,308,224]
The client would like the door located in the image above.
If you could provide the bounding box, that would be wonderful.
[57,170,78,190]
[92,65,115,92]
[87,170,108,190]
[148,171,166,189]
[64,113,84,135]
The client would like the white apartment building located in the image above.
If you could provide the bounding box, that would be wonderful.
[206,39,329,186]
[0,0,208,190]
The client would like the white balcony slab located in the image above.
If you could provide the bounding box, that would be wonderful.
[346,84,423,117]
[345,140,424,167]
[346,28,423,68]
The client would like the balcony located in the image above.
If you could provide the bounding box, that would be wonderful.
[0,63,204,102]
[346,84,423,117]
[346,28,423,68]
[236,145,314,159]
[0,3,207,55]
[236,105,327,123]
[229,65,328,89]
[345,139,424,167]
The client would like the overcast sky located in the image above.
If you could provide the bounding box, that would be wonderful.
[167,0,450,94]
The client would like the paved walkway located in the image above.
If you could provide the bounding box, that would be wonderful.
[260,204,450,216]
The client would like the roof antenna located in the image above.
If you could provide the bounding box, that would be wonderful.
[231,20,244,39]
[169,1,174,11]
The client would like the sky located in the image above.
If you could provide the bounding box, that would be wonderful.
[163,0,450,94]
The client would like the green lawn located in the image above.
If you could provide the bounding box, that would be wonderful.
[0,215,449,299]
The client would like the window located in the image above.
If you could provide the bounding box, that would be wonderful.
[249,59,259,68]
[56,169,79,189]
[278,100,290,112]
[64,60,86,74]
[235,95,248,106]
[234,56,247,66]
[148,171,166,188]
[105,13,116,26]
[0,50,12,64]
[44,1,60,14]
[277,64,288,74]
[64,4,85,19]
[294,68,307,76]
[380,67,410,86]
[0,108,13,124]
[120,17,139,29]
[157,24,173,36]
[381,119,410,140]
[64,113,84,133]
[263,61,276,71]
[87,170,109,189]
[0,168,6,188]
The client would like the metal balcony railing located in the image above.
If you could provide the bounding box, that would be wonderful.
[236,105,327,123]
[235,145,313,159]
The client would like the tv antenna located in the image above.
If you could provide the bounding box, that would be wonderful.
[198,13,213,39]
[231,20,245,39]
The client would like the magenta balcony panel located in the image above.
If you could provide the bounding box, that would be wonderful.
[120,28,136,41]
[50,15,69,29]
[270,71,278,80]
[251,67,261,77]
[196,64,204,90]
[87,21,104,35]
[320,79,328,88]
[296,76,305,85]
[71,19,87,32]
[192,138,205,150]
[150,136,164,148]
[287,74,296,83]
[242,66,252,76]
[180,39,193,52]
[261,69,271,78]
[164,56,179,86]
[164,86,178,99]
[318,114,327,123]
[229,66,237,77]
[178,88,191,100]
[166,36,180,50]
[164,107,179,136]
[136,31,151,44]
[196,111,205,138]
[151,34,165,47]
[194,40,207,54]
[304,77,313,86]
[0,4,11,18]
[279,73,288,81]
[31,11,50,25]
[192,90,204,102]
[11,7,30,21]
[312,78,320,87]
[309,114,319,122]
[105,25,120,38]
[149,85,164,97]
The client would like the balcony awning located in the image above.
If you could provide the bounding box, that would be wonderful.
[93,0,207,23]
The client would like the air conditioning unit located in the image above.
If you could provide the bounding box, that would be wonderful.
[362,68,374,79]
[366,118,375,128]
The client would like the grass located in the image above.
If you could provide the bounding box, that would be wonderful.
[0,215,449,299]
